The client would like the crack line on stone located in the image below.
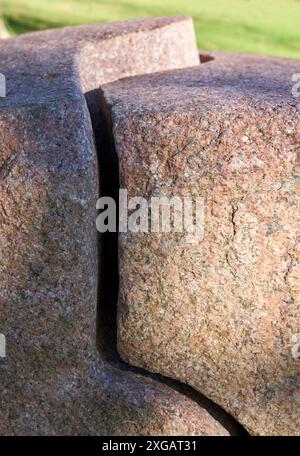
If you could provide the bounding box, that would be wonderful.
[230,203,239,240]
[0,155,17,181]
[284,252,294,285]
[85,87,249,437]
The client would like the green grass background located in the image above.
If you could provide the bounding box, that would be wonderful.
[1,0,300,58]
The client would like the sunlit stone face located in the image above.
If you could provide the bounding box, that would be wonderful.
[102,54,300,435]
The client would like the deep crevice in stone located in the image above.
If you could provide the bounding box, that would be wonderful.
[85,88,119,362]
[199,53,215,64]
[85,87,249,437]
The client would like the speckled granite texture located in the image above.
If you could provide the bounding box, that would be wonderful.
[0,18,230,436]
[102,53,300,436]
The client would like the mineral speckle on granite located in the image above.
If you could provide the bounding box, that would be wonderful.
[0,18,230,435]
[101,53,300,436]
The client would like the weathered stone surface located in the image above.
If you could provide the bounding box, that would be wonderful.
[1,16,199,92]
[0,17,229,435]
[102,53,300,436]
[86,367,230,436]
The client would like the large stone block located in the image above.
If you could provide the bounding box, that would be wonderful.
[0,17,230,435]
[102,53,300,435]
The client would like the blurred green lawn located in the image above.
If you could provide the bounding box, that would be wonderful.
[1,0,300,58]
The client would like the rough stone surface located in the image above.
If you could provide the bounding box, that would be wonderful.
[0,17,229,436]
[102,53,300,436]
[0,16,199,93]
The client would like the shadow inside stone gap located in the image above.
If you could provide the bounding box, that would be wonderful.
[85,88,120,363]
[199,53,215,64]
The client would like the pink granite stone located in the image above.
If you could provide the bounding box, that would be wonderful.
[101,53,300,436]
[0,17,232,435]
